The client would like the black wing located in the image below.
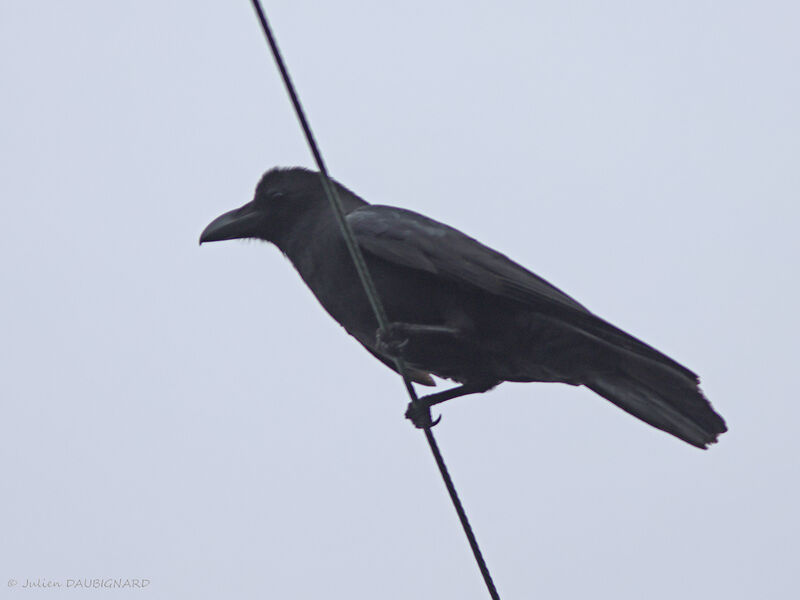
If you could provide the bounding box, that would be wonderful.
[348,205,590,312]
[348,205,696,379]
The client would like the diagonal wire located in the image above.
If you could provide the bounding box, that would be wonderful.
[248,2,500,598]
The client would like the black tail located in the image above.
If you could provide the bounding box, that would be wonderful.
[585,357,727,449]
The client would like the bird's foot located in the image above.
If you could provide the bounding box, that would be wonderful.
[405,400,442,429]
[375,323,412,358]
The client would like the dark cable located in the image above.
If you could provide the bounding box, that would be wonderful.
[248,2,500,599]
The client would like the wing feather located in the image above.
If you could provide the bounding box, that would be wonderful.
[348,205,590,312]
[348,205,696,379]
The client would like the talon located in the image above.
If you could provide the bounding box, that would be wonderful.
[376,324,411,358]
[405,401,441,429]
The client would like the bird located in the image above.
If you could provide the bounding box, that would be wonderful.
[200,167,727,449]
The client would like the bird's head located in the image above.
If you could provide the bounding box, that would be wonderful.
[199,167,324,246]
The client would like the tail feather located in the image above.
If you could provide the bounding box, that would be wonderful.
[585,360,727,449]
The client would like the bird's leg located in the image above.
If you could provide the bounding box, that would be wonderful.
[375,322,498,428]
[405,381,497,429]
[375,322,462,358]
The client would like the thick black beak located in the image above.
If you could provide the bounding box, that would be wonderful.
[199,201,262,244]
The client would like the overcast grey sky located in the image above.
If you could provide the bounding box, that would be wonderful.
[2,1,798,598]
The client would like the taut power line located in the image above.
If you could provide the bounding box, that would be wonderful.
[247,2,501,598]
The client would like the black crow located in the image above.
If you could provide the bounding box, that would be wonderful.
[200,167,726,449]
